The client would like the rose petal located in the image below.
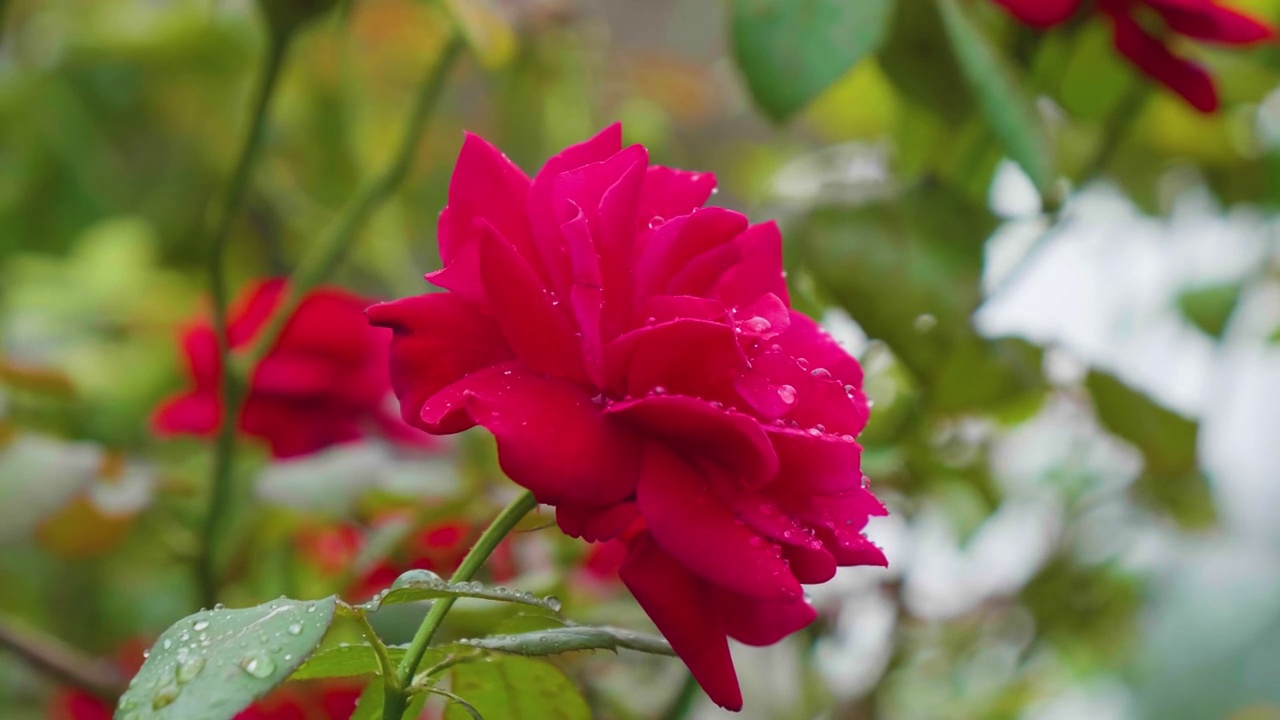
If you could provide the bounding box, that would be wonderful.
[604,318,746,400]
[152,392,219,436]
[367,293,514,432]
[476,225,590,383]
[634,208,749,305]
[714,589,818,647]
[638,165,717,228]
[992,0,1079,28]
[618,533,743,711]
[439,133,534,270]
[1109,9,1218,112]
[636,444,800,600]
[608,396,779,488]
[1146,0,1275,45]
[713,221,791,309]
[556,502,640,542]
[458,367,643,506]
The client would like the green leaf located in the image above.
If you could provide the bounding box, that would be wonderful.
[361,569,562,614]
[937,0,1057,200]
[116,596,337,720]
[1176,282,1242,339]
[350,680,429,720]
[1086,370,1198,477]
[447,656,590,720]
[877,0,972,123]
[292,644,426,681]
[459,626,675,658]
[730,0,895,122]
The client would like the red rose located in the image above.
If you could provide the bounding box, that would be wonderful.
[369,124,886,710]
[153,279,425,458]
[994,0,1274,112]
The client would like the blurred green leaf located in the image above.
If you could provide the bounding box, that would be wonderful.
[1022,556,1140,664]
[118,596,336,720]
[878,0,972,123]
[937,0,1056,201]
[1086,370,1198,477]
[730,0,895,122]
[447,656,589,720]
[1177,282,1242,339]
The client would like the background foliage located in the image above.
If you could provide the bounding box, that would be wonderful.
[3,0,1280,718]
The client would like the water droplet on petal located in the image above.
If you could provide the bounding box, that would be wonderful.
[742,316,772,333]
[811,368,831,379]
[652,386,667,395]
[796,357,810,371]
[648,216,666,229]
[776,385,797,405]
[807,427,823,437]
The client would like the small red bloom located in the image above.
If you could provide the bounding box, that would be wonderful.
[994,0,1274,111]
[369,125,886,711]
[153,279,426,458]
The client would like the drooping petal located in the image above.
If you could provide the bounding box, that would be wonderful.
[366,293,514,432]
[1109,9,1218,112]
[475,224,589,384]
[1146,0,1275,45]
[459,367,643,506]
[636,444,801,600]
[714,589,818,647]
[618,533,743,711]
[608,395,780,487]
[992,0,1080,28]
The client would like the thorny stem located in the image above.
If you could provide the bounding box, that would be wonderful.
[239,29,466,372]
[382,491,538,720]
[197,27,293,609]
[0,613,124,700]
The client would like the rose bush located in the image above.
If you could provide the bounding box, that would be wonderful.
[993,0,1274,111]
[368,124,887,710]
[154,279,424,458]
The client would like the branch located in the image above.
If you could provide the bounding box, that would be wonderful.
[0,613,124,700]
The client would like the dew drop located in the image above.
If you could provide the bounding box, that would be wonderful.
[305,605,316,613]
[710,400,724,410]
[152,681,180,710]
[648,216,666,229]
[162,639,173,651]
[142,649,151,659]
[810,368,831,379]
[814,423,826,433]
[807,427,823,437]
[796,357,810,371]
[776,385,797,405]
[192,620,210,632]
[545,596,563,612]
[239,653,276,679]
[652,386,667,395]
[176,657,205,684]
[286,623,303,636]
[913,314,937,332]
[742,316,772,333]
[590,393,605,405]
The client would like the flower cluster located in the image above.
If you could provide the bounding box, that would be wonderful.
[369,125,886,710]
[994,0,1274,112]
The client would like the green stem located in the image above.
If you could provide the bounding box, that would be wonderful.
[382,490,538,720]
[1081,79,1150,183]
[352,610,398,682]
[197,27,293,609]
[240,30,466,371]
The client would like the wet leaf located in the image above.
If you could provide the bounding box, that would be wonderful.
[457,626,675,658]
[447,656,589,720]
[361,569,562,615]
[116,596,336,720]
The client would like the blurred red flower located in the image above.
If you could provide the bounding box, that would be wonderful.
[153,279,426,458]
[369,124,887,711]
[993,0,1274,111]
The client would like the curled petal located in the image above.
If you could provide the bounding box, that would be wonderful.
[367,293,513,432]
[439,133,534,270]
[619,533,743,711]
[638,166,717,229]
[636,444,800,600]
[714,589,818,647]
[607,395,779,488]
[634,208,749,304]
[452,366,643,506]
